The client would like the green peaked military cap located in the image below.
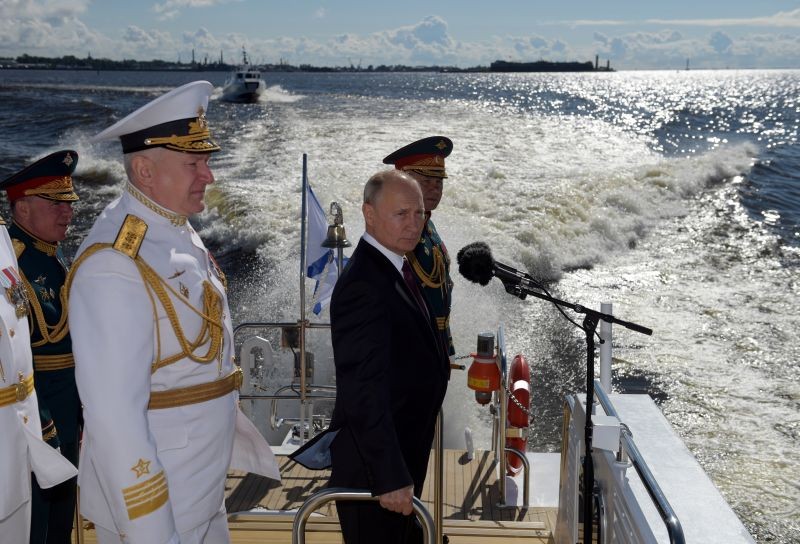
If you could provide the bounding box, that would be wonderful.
[0,150,79,202]
[383,136,453,179]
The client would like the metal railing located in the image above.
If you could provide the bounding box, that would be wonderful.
[291,488,435,544]
[504,446,530,506]
[233,321,333,443]
[593,380,686,544]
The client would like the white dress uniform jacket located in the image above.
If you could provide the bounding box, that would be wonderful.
[0,223,77,535]
[69,187,278,544]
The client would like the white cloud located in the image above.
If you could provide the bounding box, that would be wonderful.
[118,25,177,58]
[0,0,90,19]
[568,19,631,27]
[154,0,225,12]
[568,9,800,29]
[592,28,800,69]
[236,15,799,69]
[153,0,237,21]
[314,7,326,19]
[0,7,798,69]
[391,15,452,47]
[709,31,733,54]
[242,16,463,67]
[646,8,800,28]
[506,34,581,63]
[0,0,105,57]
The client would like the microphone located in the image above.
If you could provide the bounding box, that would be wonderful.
[456,242,539,290]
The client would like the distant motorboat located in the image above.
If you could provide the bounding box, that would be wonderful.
[221,47,266,103]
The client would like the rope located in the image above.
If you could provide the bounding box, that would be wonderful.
[21,276,69,347]
[407,247,447,290]
[66,242,225,375]
[136,258,224,373]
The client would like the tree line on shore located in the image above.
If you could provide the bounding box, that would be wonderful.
[1,54,610,73]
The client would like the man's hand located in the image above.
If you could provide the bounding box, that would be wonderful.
[377,485,414,515]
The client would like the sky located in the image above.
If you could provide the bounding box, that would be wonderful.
[1,0,799,70]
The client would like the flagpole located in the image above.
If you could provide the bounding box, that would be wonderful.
[300,153,308,322]
[299,153,309,445]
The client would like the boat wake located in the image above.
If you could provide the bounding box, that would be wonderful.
[261,85,304,103]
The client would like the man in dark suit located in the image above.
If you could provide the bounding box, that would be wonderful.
[327,169,450,543]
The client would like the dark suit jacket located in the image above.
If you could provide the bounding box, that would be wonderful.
[327,238,449,497]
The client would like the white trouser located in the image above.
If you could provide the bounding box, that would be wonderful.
[94,504,229,544]
[0,499,32,544]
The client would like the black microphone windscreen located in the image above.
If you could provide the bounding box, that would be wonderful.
[456,242,494,286]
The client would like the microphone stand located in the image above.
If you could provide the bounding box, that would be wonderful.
[498,275,652,544]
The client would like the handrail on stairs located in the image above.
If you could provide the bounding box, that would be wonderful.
[291,487,435,544]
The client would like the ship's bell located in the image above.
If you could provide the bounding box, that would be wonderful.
[321,202,352,249]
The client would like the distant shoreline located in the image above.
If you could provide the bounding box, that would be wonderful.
[0,55,613,73]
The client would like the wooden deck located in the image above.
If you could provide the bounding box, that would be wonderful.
[73,449,556,543]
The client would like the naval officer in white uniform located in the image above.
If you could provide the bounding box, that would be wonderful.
[0,209,77,542]
[68,81,279,544]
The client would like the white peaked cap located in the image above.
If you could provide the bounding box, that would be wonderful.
[91,80,220,154]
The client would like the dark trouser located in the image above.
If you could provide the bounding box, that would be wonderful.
[30,441,78,544]
[336,500,423,544]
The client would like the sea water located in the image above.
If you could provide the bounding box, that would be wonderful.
[0,68,797,542]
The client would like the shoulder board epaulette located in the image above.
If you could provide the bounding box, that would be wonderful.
[113,214,148,259]
[11,239,25,259]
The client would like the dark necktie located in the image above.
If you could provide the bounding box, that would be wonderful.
[402,258,429,318]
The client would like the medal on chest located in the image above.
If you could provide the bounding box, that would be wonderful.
[0,267,29,318]
[208,253,228,292]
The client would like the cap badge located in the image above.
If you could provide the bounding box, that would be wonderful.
[189,106,209,134]
[435,140,447,150]
[62,153,74,167]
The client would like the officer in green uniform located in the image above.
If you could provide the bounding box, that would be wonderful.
[383,136,455,360]
[0,150,80,544]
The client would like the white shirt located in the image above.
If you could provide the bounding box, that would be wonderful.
[362,232,404,276]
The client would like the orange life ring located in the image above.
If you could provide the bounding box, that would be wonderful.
[506,354,530,476]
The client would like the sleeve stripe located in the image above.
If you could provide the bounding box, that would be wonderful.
[123,471,169,520]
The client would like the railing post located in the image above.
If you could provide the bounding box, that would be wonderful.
[299,154,309,445]
[496,325,508,506]
[599,302,613,392]
[292,488,435,544]
[434,410,444,544]
[503,446,530,507]
[74,486,84,544]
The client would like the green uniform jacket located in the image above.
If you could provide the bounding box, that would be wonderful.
[10,223,80,451]
[408,216,455,358]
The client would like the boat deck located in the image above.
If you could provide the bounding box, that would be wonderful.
[73,449,556,543]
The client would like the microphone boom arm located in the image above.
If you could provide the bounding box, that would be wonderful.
[457,240,653,544]
[495,269,651,544]
[496,274,653,337]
